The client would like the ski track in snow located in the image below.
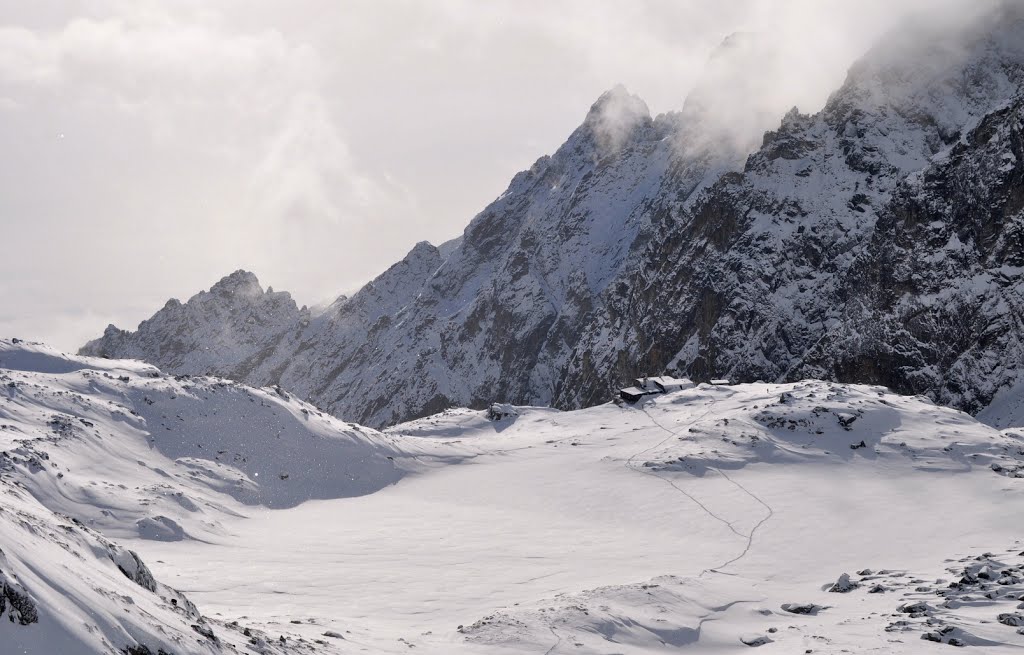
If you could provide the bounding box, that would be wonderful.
[543,627,562,655]
[626,406,746,538]
[630,405,774,569]
[635,404,775,574]
[709,466,774,573]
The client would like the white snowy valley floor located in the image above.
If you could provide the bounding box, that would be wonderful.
[1,338,1024,654]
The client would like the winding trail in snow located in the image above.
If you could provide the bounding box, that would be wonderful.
[541,406,775,653]
[708,466,774,573]
[633,403,774,575]
[543,627,562,655]
[625,407,746,538]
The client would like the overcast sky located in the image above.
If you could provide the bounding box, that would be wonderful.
[0,0,950,351]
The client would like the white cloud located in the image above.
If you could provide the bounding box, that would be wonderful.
[252,93,381,226]
[0,25,60,83]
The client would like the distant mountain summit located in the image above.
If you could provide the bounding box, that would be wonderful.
[82,3,1024,427]
[82,269,303,377]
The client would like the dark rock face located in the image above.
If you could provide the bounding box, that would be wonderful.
[1,576,39,625]
[81,5,1024,428]
[781,603,826,615]
[123,645,174,655]
[558,5,1024,415]
[999,613,1024,627]
[795,97,1024,412]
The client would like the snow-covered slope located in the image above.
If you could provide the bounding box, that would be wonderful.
[139,375,1024,653]
[0,338,456,654]
[5,339,1024,652]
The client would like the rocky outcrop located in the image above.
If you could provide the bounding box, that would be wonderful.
[108,545,159,593]
[1,573,38,626]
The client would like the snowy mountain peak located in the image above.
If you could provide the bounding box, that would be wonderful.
[712,30,758,55]
[209,268,264,298]
[827,1,1024,139]
[80,270,301,377]
[411,239,436,251]
[681,31,781,127]
[80,6,1024,429]
[587,84,648,118]
[583,84,652,155]
[343,239,442,319]
[407,239,441,262]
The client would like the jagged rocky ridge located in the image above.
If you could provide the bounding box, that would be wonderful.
[561,5,1024,413]
[83,5,1024,428]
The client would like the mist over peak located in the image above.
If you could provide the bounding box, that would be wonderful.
[584,84,652,156]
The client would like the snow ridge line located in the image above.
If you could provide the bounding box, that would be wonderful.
[636,405,774,575]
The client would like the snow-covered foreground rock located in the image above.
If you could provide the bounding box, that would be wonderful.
[0,339,459,653]
[3,339,1024,653]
